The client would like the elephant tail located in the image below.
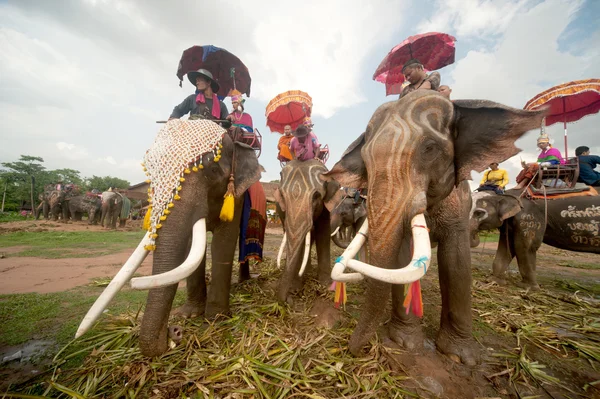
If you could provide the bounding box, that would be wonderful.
[120,197,131,219]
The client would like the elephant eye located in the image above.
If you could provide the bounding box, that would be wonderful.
[420,140,440,161]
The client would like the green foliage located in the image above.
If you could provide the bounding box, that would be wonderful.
[84,175,130,192]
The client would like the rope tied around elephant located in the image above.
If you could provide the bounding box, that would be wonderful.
[142,120,226,250]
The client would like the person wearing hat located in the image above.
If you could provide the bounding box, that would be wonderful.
[169,68,229,121]
[399,59,441,99]
[514,133,564,189]
[225,90,253,132]
[290,124,321,161]
[476,162,509,194]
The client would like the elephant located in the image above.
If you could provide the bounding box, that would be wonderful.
[77,126,262,358]
[321,90,546,364]
[273,160,342,303]
[47,186,79,222]
[118,196,132,227]
[68,194,102,224]
[100,191,123,229]
[470,190,600,289]
[330,195,367,249]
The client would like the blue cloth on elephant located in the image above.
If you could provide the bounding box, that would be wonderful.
[238,183,267,264]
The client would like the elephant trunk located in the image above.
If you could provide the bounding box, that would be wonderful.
[277,227,311,303]
[332,230,349,249]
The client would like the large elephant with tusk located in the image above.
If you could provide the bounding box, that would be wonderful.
[274,160,343,303]
[321,90,547,364]
[77,121,262,357]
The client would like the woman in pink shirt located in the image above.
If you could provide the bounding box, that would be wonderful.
[290,124,321,161]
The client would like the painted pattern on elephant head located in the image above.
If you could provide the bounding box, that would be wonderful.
[276,160,329,238]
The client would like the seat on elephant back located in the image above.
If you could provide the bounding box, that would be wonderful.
[534,157,580,190]
[232,127,262,158]
[317,144,330,165]
[526,183,598,199]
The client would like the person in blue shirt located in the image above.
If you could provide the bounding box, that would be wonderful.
[575,146,600,187]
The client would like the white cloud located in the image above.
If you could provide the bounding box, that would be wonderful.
[418,0,532,37]
[55,142,89,160]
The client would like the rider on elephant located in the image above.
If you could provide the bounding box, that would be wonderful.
[576,146,600,187]
[277,125,294,163]
[225,90,253,132]
[399,59,441,99]
[169,68,230,123]
[290,124,321,161]
[476,162,509,194]
[514,133,564,189]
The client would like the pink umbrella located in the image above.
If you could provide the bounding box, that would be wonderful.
[373,32,456,96]
[524,79,600,158]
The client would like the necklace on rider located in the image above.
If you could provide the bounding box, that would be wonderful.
[232,111,243,123]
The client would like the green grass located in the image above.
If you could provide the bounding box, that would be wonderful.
[0,287,184,348]
[0,230,147,258]
[0,212,31,223]
[477,231,500,243]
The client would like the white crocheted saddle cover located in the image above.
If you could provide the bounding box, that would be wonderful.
[143,119,226,249]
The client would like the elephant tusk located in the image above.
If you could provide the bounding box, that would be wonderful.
[330,220,367,282]
[277,233,286,269]
[331,214,431,284]
[130,219,207,289]
[330,225,340,237]
[76,233,151,338]
[298,231,311,277]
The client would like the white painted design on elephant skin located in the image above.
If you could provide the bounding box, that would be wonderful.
[570,234,600,246]
[567,220,599,236]
[519,213,542,240]
[560,205,600,218]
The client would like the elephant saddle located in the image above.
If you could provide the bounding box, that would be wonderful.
[526,184,598,200]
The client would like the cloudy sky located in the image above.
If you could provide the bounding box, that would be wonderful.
[1,0,599,190]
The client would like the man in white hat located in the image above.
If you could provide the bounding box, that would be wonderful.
[170,68,229,121]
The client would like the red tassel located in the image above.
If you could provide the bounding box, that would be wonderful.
[403,238,424,318]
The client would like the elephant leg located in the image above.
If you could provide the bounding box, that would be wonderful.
[238,261,251,283]
[35,202,44,220]
[514,234,540,290]
[388,239,424,350]
[491,224,514,284]
[314,213,332,285]
[205,204,242,318]
[43,202,49,220]
[175,246,208,318]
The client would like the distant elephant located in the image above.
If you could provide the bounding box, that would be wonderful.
[78,123,262,357]
[100,191,123,229]
[47,186,79,222]
[330,196,367,249]
[118,196,132,227]
[273,160,342,303]
[35,187,52,220]
[69,194,102,224]
[470,190,600,289]
[322,90,546,364]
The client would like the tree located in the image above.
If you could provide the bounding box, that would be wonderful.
[84,176,131,192]
[2,156,46,216]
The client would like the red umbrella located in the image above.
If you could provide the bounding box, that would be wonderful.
[265,90,313,133]
[524,79,600,158]
[176,45,251,97]
[373,32,456,96]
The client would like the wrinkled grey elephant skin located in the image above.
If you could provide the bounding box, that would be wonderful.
[330,197,367,248]
[274,160,342,303]
[470,190,600,289]
[139,135,262,358]
[100,192,123,229]
[69,195,102,224]
[322,90,547,365]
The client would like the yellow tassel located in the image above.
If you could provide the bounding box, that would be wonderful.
[151,233,158,239]
[174,194,181,200]
[176,186,182,191]
[199,164,204,169]
[160,215,167,221]
[164,209,171,215]
[219,175,236,222]
[192,166,198,172]
[184,168,191,174]
[144,244,156,251]
[145,179,151,183]
[156,223,163,229]
[143,206,152,230]
[180,177,185,182]
[167,203,174,209]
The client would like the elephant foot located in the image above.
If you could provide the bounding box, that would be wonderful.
[139,326,169,358]
[205,305,231,320]
[516,280,540,291]
[388,319,424,351]
[489,275,508,286]
[436,328,478,366]
[173,302,205,319]
[238,262,251,283]
[168,325,183,344]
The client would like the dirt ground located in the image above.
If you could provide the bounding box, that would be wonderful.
[1,220,599,398]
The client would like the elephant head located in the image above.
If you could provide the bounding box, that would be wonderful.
[321,90,546,357]
[469,191,522,247]
[330,196,367,248]
[78,126,262,357]
[274,160,342,302]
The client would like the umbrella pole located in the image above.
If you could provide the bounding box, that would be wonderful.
[563,97,568,159]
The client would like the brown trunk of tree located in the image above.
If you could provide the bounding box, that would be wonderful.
[30,176,37,218]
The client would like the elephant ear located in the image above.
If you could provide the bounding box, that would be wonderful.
[498,195,522,221]
[452,100,547,184]
[273,188,285,212]
[233,142,263,197]
[321,133,367,189]
[323,180,343,212]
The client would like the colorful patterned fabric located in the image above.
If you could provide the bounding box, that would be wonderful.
[265,90,312,133]
[238,181,267,264]
[537,147,564,165]
[196,93,222,119]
